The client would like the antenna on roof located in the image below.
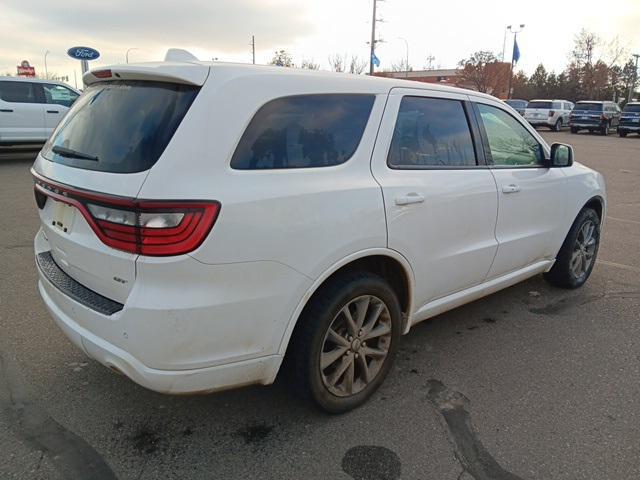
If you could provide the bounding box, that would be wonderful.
[164,49,199,62]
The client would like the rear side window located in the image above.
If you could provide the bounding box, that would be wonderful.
[552,102,561,109]
[42,81,199,173]
[231,94,374,169]
[0,81,38,103]
[388,96,476,168]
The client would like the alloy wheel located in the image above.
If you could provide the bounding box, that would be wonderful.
[570,220,597,280]
[320,295,392,397]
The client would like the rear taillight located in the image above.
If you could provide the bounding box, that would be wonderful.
[33,174,220,256]
[548,110,555,116]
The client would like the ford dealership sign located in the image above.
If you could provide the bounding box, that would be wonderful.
[67,46,100,61]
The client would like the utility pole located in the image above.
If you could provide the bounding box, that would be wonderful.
[628,53,639,103]
[369,0,380,75]
[251,35,256,65]
[44,50,50,79]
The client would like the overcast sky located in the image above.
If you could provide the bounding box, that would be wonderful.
[1,0,638,87]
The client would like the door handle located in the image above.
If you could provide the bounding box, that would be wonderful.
[46,110,60,114]
[502,184,521,194]
[0,109,13,112]
[395,193,425,205]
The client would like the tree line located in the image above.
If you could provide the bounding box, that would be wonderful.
[459,29,638,104]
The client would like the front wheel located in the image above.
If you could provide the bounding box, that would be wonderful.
[570,127,578,134]
[287,271,402,413]
[544,208,601,289]
[619,130,627,137]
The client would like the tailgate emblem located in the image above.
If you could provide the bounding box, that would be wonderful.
[113,276,128,284]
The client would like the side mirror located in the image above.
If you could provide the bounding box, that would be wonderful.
[548,143,573,167]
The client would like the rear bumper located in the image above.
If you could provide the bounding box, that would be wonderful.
[35,228,311,394]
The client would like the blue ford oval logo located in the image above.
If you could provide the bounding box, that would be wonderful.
[67,46,100,61]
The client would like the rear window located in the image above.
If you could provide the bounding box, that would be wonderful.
[623,104,640,113]
[42,80,199,173]
[231,94,374,169]
[575,103,603,112]
[527,101,553,109]
[506,100,527,109]
[0,81,38,103]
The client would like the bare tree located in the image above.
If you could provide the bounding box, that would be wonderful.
[300,59,320,70]
[348,56,367,74]
[328,54,346,72]
[391,58,412,73]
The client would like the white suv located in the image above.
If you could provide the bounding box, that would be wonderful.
[524,99,574,131]
[0,77,80,144]
[32,61,606,412]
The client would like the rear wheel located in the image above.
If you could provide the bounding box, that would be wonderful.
[619,130,627,137]
[287,271,402,413]
[570,127,578,134]
[544,208,600,289]
[554,118,562,131]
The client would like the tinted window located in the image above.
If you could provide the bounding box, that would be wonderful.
[575,103,603,112]
[43,84,79,107]
[231,94,374,169]
[477,103,543,167]
[624,104,640,113]
[506,100,527,109]
[0,81,38,103]
[388,97,476,168]
[527,101,553,109]
[42,81,199,173]
[552,102,561,109]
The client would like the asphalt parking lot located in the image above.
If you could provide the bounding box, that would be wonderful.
[1,130,639,480]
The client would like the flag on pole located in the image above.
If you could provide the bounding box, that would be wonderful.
[512,39,521,64]
[371,53,380,67]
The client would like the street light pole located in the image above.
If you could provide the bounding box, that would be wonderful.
[44,50,50,79]
[502,26,509,62]
[369,0,377,75]
[397,37,409,78]
[126,48,139,64]
[628,53,639,103]
[506,24,525,99]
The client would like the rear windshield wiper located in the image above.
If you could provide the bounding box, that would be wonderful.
[51,145,99,162]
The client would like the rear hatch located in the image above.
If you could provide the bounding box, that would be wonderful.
[571,102,603,125]
[620,104,640,127]
[32,62,208,304]
[524,101,553,121]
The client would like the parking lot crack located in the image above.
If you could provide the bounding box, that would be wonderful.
[426,379,525,480]
[0,352,118,480]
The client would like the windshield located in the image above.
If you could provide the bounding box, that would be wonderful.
[42,80,199,173]
[574,103,603,112]
[623,104,640,113]
[527,101,552,109]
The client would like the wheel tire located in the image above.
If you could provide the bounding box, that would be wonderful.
[554,119,562,132]
[286,271,402,413]
[601,123,609,136]
[544,208,601,289]
[570,127,578,134]
[619,130,627,137]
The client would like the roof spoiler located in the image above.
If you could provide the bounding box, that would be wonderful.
[164,48,200,63]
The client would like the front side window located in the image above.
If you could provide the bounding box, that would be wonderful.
[231,94,374,169]
[0,81,38,103]
[477,103,543,167]
[387,96,476,168]
[43,84,79,107]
